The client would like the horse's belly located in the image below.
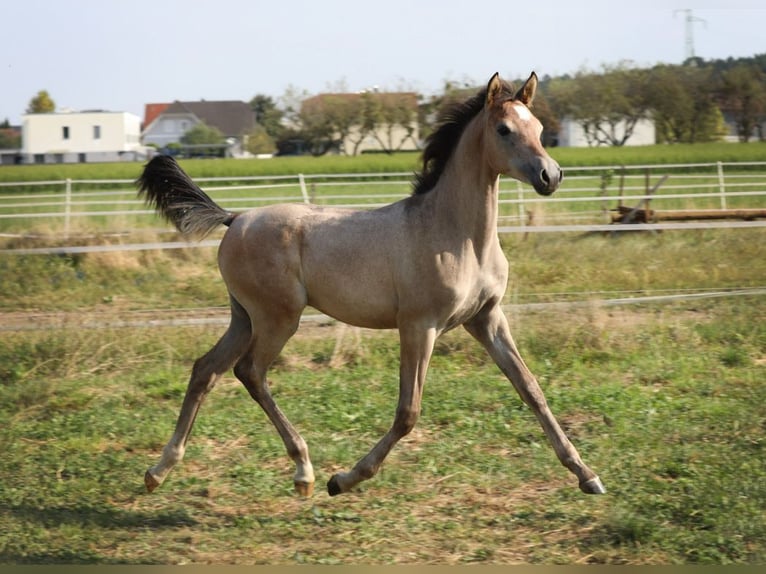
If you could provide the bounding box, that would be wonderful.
[308,290,398,330]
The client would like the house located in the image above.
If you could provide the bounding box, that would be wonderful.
[21,111,145,164]
[300,91,420,155]
[141,100,255,157]
[557,117,656,147]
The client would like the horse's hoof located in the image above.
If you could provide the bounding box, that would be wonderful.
[580,476,606,495]
[294,480,314,498]
[327,475,343,497]
[144,470,161,493]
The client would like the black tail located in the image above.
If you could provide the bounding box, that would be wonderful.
[136,155,236,238]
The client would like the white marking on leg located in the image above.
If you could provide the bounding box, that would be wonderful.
[294,460,315,485]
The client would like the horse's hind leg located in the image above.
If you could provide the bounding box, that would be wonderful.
[145,298,251,492]
[233,313,315,497]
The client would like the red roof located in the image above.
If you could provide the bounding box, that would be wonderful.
[143,103,170,129]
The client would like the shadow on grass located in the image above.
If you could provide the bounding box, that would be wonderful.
[2,501,197,530]
[0,548,144,565]
[0,502,199,564]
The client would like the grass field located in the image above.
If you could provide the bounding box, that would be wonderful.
[1,141,765,184]
[1,226,764,564]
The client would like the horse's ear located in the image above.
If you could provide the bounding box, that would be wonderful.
[515,72,538,106]
[486,72,504,107]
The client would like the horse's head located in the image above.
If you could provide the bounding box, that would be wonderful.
[484,72,562,196]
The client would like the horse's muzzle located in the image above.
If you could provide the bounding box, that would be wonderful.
[532,162,563,196]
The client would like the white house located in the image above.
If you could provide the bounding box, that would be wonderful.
[557,117,656,147]
[22,111,145,164]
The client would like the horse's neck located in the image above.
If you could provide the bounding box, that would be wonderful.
[429,130,500,256]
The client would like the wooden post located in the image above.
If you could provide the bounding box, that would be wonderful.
[717,161,727,210]
[64,178,72,239]
[517,180,525,230]
[298,173,310,204]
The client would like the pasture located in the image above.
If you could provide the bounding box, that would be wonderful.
[1,230,764,564]
[0,148,764,564]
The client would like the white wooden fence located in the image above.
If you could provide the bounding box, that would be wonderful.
[1,161,765,250]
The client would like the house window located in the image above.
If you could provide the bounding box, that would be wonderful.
[62,126,70,140]
[93,125,101,139]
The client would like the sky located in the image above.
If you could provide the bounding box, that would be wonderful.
[3,0,765,125]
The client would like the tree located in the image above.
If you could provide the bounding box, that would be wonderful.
[369,93,419,154]
[298,94,351,156]
[298,91,420,156]
[245,125,277,155]
[26,90,55,113]
[647,64,725,143]
[548,64,651,146]
[180,123,224,145]
[528,90,560,147]
[341,93,376,156]
[717,64,766,142]
[0,120,20,149]
[419,80,477,142]
[249,94,284,140]
[275,85,313,155]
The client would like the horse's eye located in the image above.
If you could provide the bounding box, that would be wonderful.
[497,124,511,137]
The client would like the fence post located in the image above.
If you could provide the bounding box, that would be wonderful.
[298,173,310,204]
[517,180,526,228]
[717,161,727,210]
[64,178,72,238]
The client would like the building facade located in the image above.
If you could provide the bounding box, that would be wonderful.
[21,111,144,163]
[557,117,656,147]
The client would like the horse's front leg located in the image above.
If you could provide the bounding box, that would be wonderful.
[327,325,437,496]
[464,304,605,494]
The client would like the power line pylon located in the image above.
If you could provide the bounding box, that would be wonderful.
[674,8,707,61]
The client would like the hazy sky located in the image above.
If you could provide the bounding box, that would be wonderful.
[3,0,765,124]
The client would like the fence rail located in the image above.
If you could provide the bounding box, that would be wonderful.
[2,161,765,243]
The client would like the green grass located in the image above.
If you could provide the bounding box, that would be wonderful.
[553,141,766,170]
[0,230,764,564]
[1,142,765,184]
[0,300,763,564]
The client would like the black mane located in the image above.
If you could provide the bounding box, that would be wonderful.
[412,79,515,195]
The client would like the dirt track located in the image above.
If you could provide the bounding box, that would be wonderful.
[3,286,764,335]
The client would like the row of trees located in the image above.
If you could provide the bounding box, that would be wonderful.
[248,53,765,154]
[544,55,766,146]
[10,54,764,155]
[246,90,419,156]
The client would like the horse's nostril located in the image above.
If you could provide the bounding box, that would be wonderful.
[540,169,550,185]
[559,169,564,182]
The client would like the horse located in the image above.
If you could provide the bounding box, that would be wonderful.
[136,72,605,498]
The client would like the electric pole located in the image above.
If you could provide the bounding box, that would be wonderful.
[675,9,707,61]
